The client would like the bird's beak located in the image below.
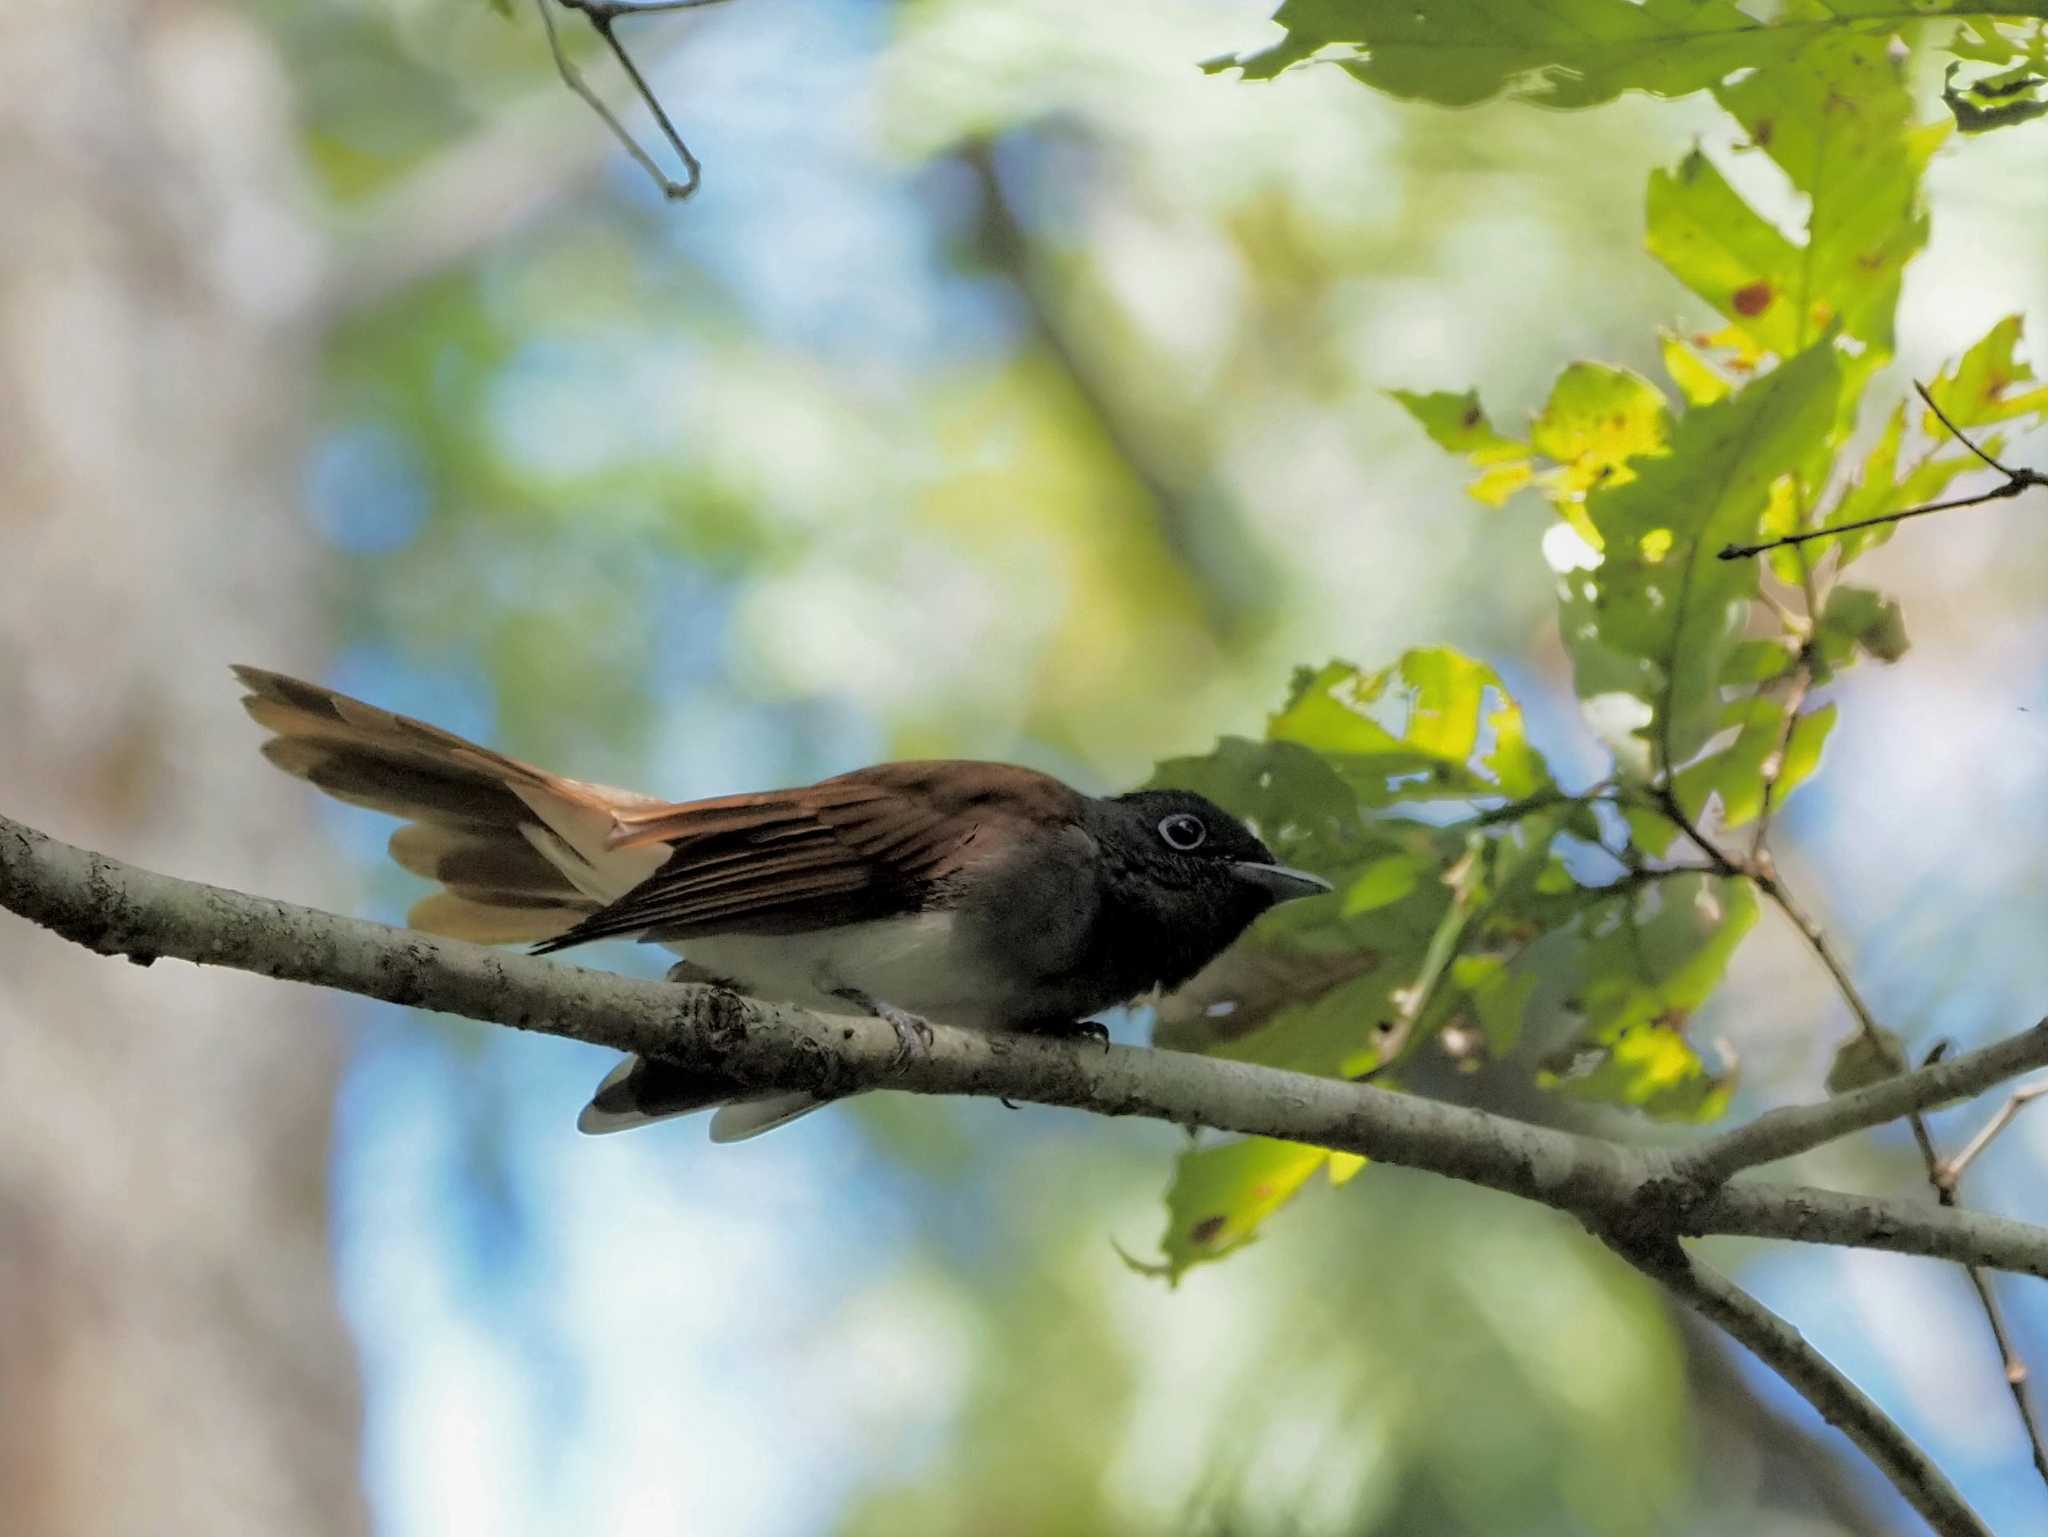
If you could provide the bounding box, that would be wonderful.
[1232,862,1334,903]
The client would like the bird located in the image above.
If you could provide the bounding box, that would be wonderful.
[232,665,1332,1141]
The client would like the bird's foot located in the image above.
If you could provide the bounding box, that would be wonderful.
[666,960,741,989]
[1042,1019,1112,1051]
[834,988,936,1069]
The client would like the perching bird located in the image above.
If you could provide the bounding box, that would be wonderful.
[234,666,1331,1140]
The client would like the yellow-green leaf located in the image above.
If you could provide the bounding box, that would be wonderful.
[1153,1137,1352,1282]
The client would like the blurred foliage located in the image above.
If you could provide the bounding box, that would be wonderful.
[264,0,2048,1531]
[841,1149,1695,1537]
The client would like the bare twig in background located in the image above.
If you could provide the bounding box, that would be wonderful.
[1688,1021,2048,1180]
[1941,1081,2048,1193]
[9,808,2048,1532]
[538,0,733,202]
[1720,380,2046,560]
[1646,757,2048,1488]
[1753,867,2048,1486]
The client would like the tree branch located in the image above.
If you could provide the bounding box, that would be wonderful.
[1685,1018,2048,1181]
[8,806,2048,1533]
[1606,1237,1991,1537]
[10,808,2048,1278]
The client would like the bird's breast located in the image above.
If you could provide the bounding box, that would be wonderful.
[671,911,1025,1029]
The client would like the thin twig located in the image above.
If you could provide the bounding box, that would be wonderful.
[1721,380,2046,560]
[1941,1081,2048,1193]
[1941,1078,2048,1487]
[1917,379,2014,476]
[1753,868,2048,1491]
[1748,655,1814,865]
[1651,730,2048,1495]
[1605,1237,1991,1537]
[536,0,731,201]
[1685,1019,2048,1181]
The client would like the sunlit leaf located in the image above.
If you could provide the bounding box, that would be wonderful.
[1778,704,1837,801]
[1215,1,2048,110]
[1717,34,1945,361]
[1661,331,1733,406]
[1571,343,1841,770]
[1814,317,2048,563]
[1647,33,1942,366]
[1647,150,1806,359]
[1389,388,1534,507]
[1153,1136,1354,1282]
[1672,695,1789,829]
[1270,650,1556,805]
[1927,314,2048,429]
[1213,0,1794,106]
[1945,59,2048,130]
[1530,363,1673,509]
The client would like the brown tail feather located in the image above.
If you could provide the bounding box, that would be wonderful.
[406,892,591,945]
[235,666,662,945]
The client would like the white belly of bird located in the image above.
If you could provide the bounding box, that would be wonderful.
[668,910,1012,1029]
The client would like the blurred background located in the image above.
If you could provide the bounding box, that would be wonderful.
[4,0,2048,1533]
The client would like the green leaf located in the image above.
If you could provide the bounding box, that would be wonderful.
[1215,2,2048,110]
[1399,365,1674,536]
[1530,363,1674,525]
[1270,651,1555,805]
[1720,34,1944,360]
[1812,318,2048,563]
[1825,1028,1909,1095]
[1818,585,1910,668]
[1546,876,1758,1120]
[1672,696,1789,829]
[1661,331,1733,406]
[1778,704,1837,801]
[1647,150,1807,360]
[1928,314,2048,428]
[1153,1136,1355,1282]
[1670,696,1831,829]
[1344,853,1425,914]
[1571,344,1842,771]
[1945,59,2048,131]
[1647,33,1943,366]
[1390,388,1533,507]
[1213,0,1788,105]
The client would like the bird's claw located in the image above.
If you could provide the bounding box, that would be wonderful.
[884,1005,936,1068]
[1049,1019,1111,1051]
[833,988,936,1070]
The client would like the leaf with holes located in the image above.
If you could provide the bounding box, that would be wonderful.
[1570,343,1841,772]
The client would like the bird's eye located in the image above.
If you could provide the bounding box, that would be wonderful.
[1158,812,1207,851]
